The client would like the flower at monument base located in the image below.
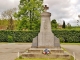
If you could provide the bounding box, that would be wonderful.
[42,48,50,55]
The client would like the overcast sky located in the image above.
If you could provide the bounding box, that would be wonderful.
[0,0,80,26]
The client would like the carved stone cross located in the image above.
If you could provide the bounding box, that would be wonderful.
[44,5,49,12]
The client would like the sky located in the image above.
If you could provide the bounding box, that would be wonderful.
[0,0,80,26]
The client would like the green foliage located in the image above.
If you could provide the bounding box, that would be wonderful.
[52,30,80,43]
[70,56,74,60]
[7,35,14,43]
[66,23,71,29]
[0,30,39,42]
[62,21,66,28]
[19,56,23,59]
[0,19,8,26]
[0,19,18,30]
[17,18,30,30]
[7,17,14,30]
[0,30,80,43]
[51,19,58,29]
[1,8,16,30]
[14,0,43,30]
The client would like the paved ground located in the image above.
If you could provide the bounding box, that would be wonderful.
[0,43,31,60]
[0,43,80,60]
[61,45,80,60]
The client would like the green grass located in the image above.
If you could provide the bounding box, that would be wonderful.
[61,43,80,45]
[15,58,72,60]
[15,56,74,60]
[52,26,80,31]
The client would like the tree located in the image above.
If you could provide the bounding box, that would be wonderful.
[67,23,71,29]
[1,8,16,30]
[14,0,43,30]
[51,19,58,29]
[77,20,79,26]
[62,20,66,28]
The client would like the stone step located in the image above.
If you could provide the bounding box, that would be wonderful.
[28,48,64,53]
[22,52,70,58]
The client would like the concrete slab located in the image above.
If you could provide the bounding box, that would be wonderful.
[0,43,31,60]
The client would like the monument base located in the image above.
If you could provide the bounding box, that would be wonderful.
[22,48,71,59]
[32,32,60,48]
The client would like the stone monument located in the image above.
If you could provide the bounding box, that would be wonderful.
[22,5,70,58]
[32,5,60,48]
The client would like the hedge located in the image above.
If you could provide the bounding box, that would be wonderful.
[0,30,80,43]
[0,30,39,42]
[52,30,80,43]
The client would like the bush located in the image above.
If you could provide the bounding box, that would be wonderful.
[7,35,14,43]
[0,30,80,43]
[0,30,39,42]
[19,56,23,59]
[52,30,80,43]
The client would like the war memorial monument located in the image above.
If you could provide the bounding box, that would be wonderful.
[22,5,70,58]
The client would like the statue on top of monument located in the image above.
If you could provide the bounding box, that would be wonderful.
[44,5,49,12]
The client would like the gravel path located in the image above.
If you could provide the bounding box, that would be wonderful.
[61,45,80,60]
[0,43,80,60]
[0,43,31,60]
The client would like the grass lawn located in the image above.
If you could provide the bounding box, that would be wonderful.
[15,58,73,60]
[61,43,80,45]
[0,42,8,44]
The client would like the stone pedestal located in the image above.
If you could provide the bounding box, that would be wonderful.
[31,12,60,48]
[22,48,70,58]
